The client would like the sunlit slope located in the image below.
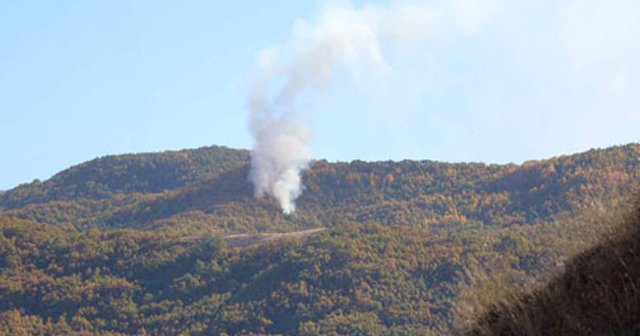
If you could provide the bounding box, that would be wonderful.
[1,144,639,233]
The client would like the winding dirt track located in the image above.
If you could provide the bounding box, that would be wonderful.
[223,227,326,247]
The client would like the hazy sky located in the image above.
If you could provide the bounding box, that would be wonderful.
[1,0,639,190]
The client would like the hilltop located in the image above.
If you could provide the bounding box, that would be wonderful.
[1,143,639,234]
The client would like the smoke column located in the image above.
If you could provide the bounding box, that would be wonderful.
[248,2,436,213]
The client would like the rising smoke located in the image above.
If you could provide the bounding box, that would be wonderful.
[248,2,436,213]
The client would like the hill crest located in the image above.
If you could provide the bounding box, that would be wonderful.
[1,143,639,234]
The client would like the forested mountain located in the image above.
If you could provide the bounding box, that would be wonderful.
[1,143,639,335]
[1,144,639,234]
[0,212,598,335]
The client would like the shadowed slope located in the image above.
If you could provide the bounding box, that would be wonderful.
[465,196,640,336]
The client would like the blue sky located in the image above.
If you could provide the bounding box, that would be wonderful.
[1,0,639,190]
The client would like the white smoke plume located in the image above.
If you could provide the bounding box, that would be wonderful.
[248,2,436,213]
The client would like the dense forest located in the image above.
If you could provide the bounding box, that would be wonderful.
[1,144,639,234]
[1,143,639,335]
[0,213,603,335]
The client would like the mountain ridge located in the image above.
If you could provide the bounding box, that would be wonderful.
[1,143,639,234]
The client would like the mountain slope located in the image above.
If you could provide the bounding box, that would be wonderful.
[1,144,639,234]
[1,144,639,335]
[0,215,586,335]
[465,196,640,336]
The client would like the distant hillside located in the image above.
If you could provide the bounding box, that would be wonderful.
[1,144,639,233]
[464,196,640,336]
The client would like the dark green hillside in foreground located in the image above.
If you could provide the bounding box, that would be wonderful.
[464,196,640,336]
